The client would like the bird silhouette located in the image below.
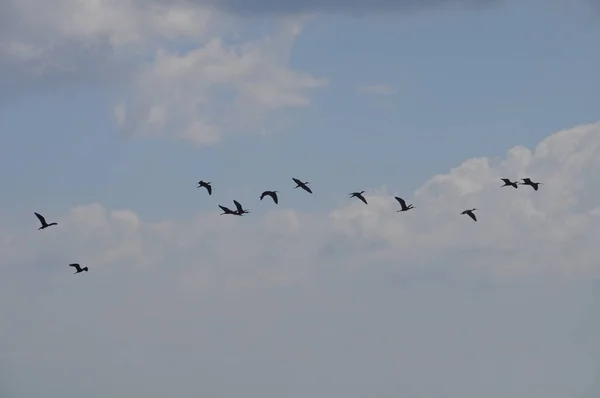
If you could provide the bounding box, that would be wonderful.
[519,178,543,191]
[292,178,312,194]
[395,197,414,212]
[349,191,368,205]
[501,178,519,189]
[461,208,478,222]
[69,263,88,274]
[196,180,212,195]
[218,205,237,215]
[260,190,279,204]
[233,200,250,215]
[34,212,57,230]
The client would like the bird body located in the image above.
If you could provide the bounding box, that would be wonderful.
[395,197,414,212]
[501,178,518,189]
[197,180,212,195]
[292,178,312,194]
[349,191,368,205]
[461,208,478,222]
[34,212,57,230]
[69,263,88,274]
[260,190,279,204]
[520,178,543,191]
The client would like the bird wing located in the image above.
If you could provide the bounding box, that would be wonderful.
[69,263,82,271]
[468,212,477,222]
[501,178,510,184]
[34,212,46,225]
[522,178,531,183]
[272,192,278,204]
[233,200,243,213]
[357,194,367,205]
[292,178,301,185]
[206,184,212,195]
[303,185,313,194]
[218,205,231,213]
[395,197,406,207]
[260,191,267,200]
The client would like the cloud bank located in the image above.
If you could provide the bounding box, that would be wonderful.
[2,121,600,397]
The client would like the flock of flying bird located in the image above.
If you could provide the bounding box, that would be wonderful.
[33,177,543,276]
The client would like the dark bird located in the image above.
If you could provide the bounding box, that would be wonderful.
[461,208,478,222]
[196,180,212,195]
[292,178,312,194]
[69,263,88,274]
[218,205,237,215]
[349,191,368,205]
[501,178,519,189]
[260,190,279,204]
[395,197,414,212]
[520,178,543,191]
[34,212,57,230]
[233,200,250,216]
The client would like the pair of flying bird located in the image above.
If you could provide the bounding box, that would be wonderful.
[348,191,414,212]
[34,212,89,275]
[501,178,543,190]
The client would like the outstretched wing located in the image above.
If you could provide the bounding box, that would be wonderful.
[205,184,212,195]
[233,200,243,213]
[468,212,477,222]
[292,177,301,185]
[271,192,278,204]
[395,197,407,207]
[302,185,313,194]
[501,178,511,184]
[260,191,267,200]
[357,194,367,205]
[218,205,231,213]
[34,212,46,225]
[69,263,82,272]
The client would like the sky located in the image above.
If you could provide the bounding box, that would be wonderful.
[1,0,600,396]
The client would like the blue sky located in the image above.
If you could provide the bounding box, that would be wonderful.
[1,0,600,397]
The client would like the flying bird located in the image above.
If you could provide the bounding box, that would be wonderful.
[520,178,543,191]
[501,178,519,189]
[69,263,88,274]
[349,191,368,205]
[233,200,250,215]
[34,212,57,230]
[196,180,212,195]
[292,178,312,194]
[461,208,478,222]
[218,205,237,215]
[260,190,279,204]
[395,197,414,212]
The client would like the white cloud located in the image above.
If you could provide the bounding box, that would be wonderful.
[0,0,327,145]
[358,84,395,95]
[116,20,328,146]
[2,122,600,397]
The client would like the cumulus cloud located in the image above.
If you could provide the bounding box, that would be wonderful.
[2,121,600,396]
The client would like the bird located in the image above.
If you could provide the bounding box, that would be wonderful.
[260,190,279,204]
[196,180,212,195]
[233,200,250,215]
[395,197,414,212]
[292,178,312,194]
[501,178,519,189]
[461,208,478,222]
[218,205,237,215]
[349,191,368,205]
[69,263,88,274]
[34,212,57,230]
[519,178,543,191]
